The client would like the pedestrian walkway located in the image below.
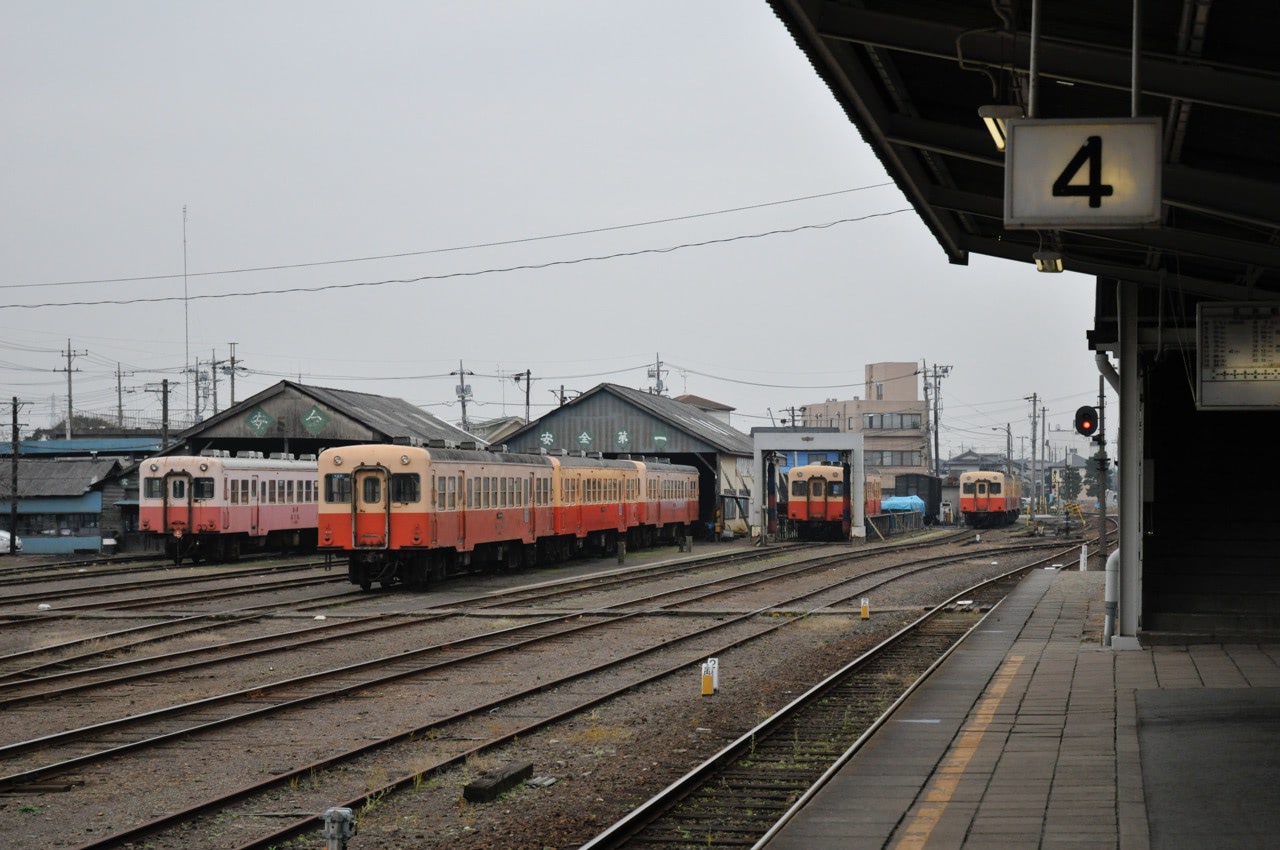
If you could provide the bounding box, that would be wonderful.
[762,567,1280,849]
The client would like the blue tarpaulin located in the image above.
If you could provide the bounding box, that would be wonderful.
[882,495,926,515]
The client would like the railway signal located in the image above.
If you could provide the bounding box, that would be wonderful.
[1074,405,1100,437]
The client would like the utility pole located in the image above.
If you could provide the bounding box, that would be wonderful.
[512,369,532,422]
[55,340,87,439]
[925,364,951,477]
[162,379,170,450]
[210,348,219,415]
[227,342,239,406]
[1027,393,1039,516]
[8,397,27,554]
[451,360,474,432]
[1041,404,1048,508]
[922,361,932,472]
[647,353,667,396]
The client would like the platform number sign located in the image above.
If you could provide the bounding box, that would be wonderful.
[1004,117,1161,229]
[1051,136,1112,208]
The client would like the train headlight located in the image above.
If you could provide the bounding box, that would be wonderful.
[332,455,343,466]
[199,463,208,471]
[400,455,410,465]
[149,463,159,472]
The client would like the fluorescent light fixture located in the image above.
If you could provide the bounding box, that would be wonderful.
[1033,250,1064,273]
[978,105,1024,152]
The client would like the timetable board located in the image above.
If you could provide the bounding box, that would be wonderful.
[1197,303,1280,409]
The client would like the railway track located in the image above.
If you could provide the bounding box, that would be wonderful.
[0,533,1062,849]
[579,546,1098,849]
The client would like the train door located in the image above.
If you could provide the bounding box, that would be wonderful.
[806,476,826,521]
[221,476,230,530]
[163,471,192,535]
[353,465,389,549]
[249,476,261,534]
[974,479,990,514]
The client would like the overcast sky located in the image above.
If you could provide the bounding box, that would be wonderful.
[1,1,1111,462]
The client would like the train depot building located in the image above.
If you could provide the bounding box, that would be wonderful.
[501,382,756,538]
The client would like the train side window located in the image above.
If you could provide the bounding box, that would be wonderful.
[230,480,239,505]
[144,477,163,499]
[286,480,295,503]
[465,478,474,508]
[391,473,420,503]
[436,475,446,509]
[325,473,352,503]
[447,476,457,510]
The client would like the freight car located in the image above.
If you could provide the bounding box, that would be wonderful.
[958,470,1022,528]
[138,451,319,564]
[891,472,942,525]
[783,463,881,541]
[316,443,700,590]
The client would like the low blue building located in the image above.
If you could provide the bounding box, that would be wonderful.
[0,457,126,554]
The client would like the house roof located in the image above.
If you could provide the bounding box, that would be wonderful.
[0,458,123,499]
[2,437,163,457]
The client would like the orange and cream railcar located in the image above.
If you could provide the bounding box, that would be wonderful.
[785,463,881,541]
[958,470,1022,528]
[138,451,319,564]
[316,444,699,590]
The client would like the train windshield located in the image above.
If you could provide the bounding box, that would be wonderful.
[990,482,1002,494]
[325,473,352,503]
[829,481,846,497]
[391,473,420,503]
[193,478,215,500]
[791,480,807,498]
[361,477,382,504]
[962,482,975,494]
[144,478,163,499]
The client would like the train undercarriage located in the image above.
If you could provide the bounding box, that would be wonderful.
[345,522,691,591]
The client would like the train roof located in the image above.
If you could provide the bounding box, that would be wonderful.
[318,444,698,475]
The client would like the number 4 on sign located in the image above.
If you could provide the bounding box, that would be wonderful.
[1052,135,1114,208]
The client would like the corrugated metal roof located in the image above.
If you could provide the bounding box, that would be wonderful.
[300,384,482,445]
[504,383,752,455]
[173,380,482,448]
[0,458,123,499]
[600,384,752,454]
[2,437,163,457]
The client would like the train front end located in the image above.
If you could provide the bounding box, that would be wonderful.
[318,444,433,590]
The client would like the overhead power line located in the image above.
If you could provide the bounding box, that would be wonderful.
[0,210,911,311]
[2,184,895,291]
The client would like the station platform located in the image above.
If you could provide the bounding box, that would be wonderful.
[762,566,1280,849]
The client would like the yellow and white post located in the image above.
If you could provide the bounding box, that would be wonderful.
[700,657,720,695]
[860,597,870,620]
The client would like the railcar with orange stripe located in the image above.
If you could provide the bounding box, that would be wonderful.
[316,443,699,590]
[958,470,1022,528]
[784,463,881,541]
[138,451,319,564]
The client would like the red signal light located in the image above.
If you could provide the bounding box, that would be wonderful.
[1074,405,1099,437]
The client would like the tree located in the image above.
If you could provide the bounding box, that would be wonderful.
[1082,452,1113,507]
[1059,467,1083,504]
